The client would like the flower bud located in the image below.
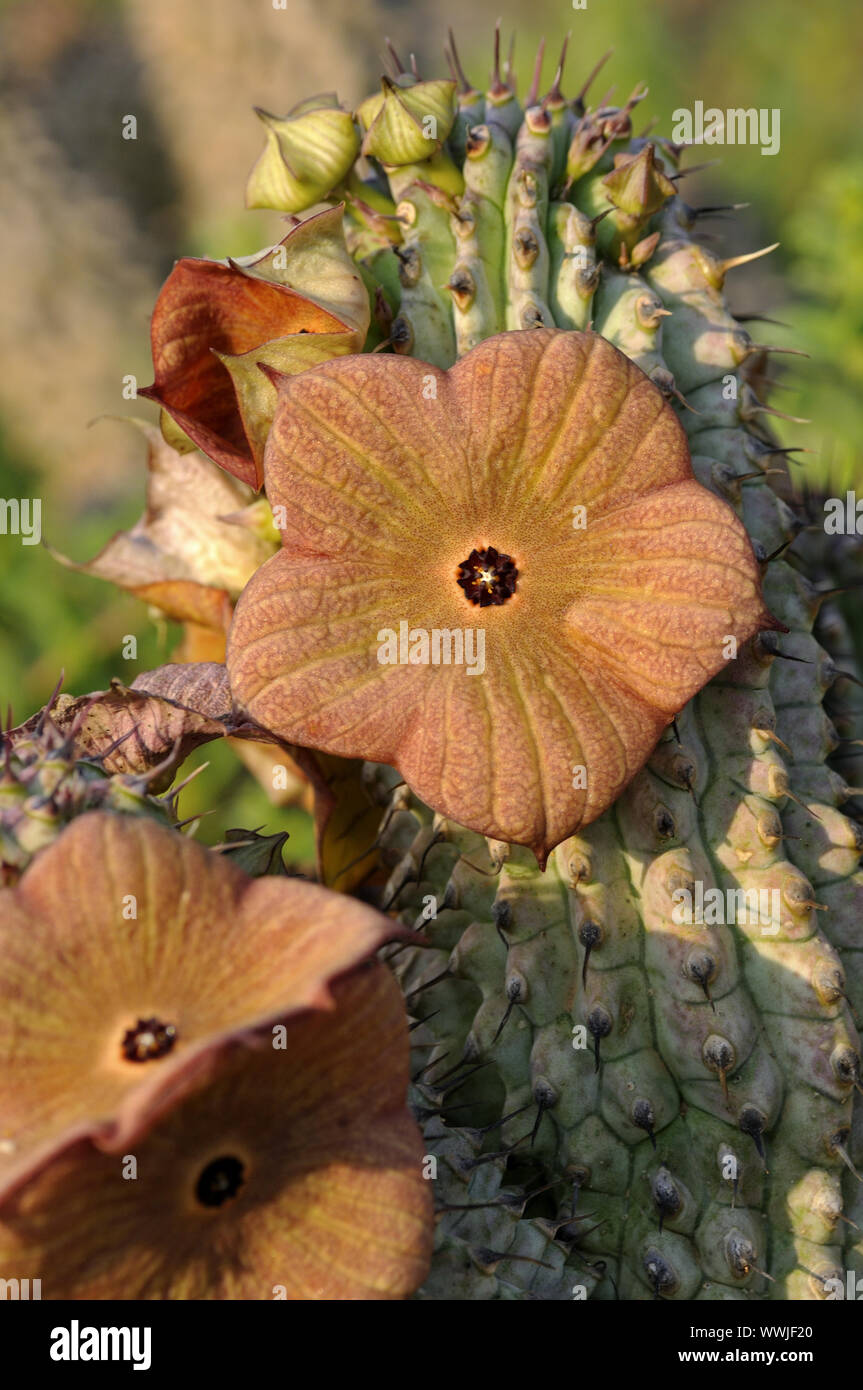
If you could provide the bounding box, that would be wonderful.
[246,96,359,213]
[357,76,456,165]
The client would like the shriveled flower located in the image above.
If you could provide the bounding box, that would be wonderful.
[226,329,777,863]
[0,967,431,1299]
[0,811,405,1198]
[50,420,277,641]
[139,207,369,488]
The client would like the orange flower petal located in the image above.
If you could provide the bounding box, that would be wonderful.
[0,812,397,1198]
[0,969,432,1299]
[227,329,774,862]
[564,478,776,711]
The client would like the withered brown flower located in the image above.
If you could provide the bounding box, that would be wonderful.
[140,207,369,488]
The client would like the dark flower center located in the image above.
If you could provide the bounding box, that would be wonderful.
[196,1155,246,1208]
[457,546,518,607]
[121,1017,178,1063]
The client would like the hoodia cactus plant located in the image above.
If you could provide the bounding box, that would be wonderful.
[223,31,863,1302]
[8,29,862,1303]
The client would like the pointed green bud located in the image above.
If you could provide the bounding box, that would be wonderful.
[218,828,290,877]
[343,173,403,252]
[565,111,614,184]
[602,144,677,218]
[246,96,359,213]
[357,76,457,165]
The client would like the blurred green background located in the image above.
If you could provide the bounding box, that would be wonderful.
[1,0,860,847]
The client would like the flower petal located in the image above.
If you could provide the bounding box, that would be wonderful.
[8,666,234,782]
[0,968,432,1299]
[262,354,461,558]
[227,328,776,861]
[49,421,274,605]
[0,812,397,1198]
[564,478,777,712]
[444,330,692,518]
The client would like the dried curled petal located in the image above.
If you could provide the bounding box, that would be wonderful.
[140,207,369,487]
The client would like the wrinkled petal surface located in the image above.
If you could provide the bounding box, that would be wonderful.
[227,329,774,860]
[0,812,396,1198]
[0,968,432,1299]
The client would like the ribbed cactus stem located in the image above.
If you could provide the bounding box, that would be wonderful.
[503,111,554,330]
[547,203,598,331]
[253,35,863,1299]
[392,186,457,367]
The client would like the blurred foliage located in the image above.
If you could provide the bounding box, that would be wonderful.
[0,422,168,708]
[775,163,863,491]
[174,740,316,865]
[1,0,860,856]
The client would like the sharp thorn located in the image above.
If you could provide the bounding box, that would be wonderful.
[163,760,209,802]
[492,996,518,1044]
[36,671,65,734]
[408,1011,440,1032]
[834,670,863,690]
[763,537,796,563]
[446,28,473,94]
[749,343,810,359]
[671,386,701,415]
[589,206,614,230]
[692,202,750,219]
[670,159,722,180]
[526,38,546,107]
[574,48,613,107]
[438,1061,494,1096]
[834,1142,863,1183]
[173,810,214,832]
[472,1102,534,1137]
[547,33,570,102]
[491,19,502,86]
[784,788,823,821]
[772,648,813,664]
[734,312,792,328]
[405,969,452,1000]
[735,468,786,483]
[383,36,407,76]
[720,243,780,273]
[504,33,516,88]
